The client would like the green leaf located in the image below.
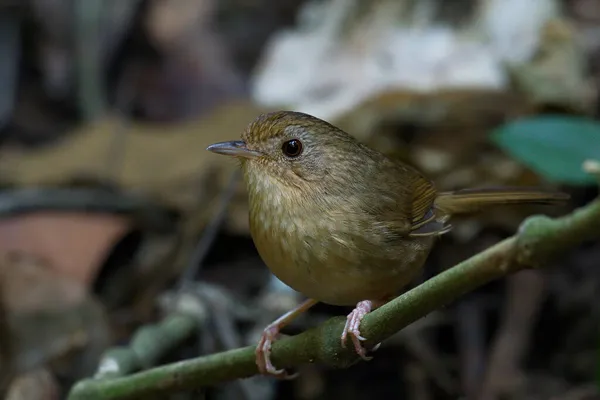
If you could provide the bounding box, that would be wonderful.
[491,115,600,185]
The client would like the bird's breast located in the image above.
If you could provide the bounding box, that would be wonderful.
[244,166,434,305]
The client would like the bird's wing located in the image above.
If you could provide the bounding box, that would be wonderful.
[357,155,448,239]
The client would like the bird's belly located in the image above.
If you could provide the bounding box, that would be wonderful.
[252,225,434,306]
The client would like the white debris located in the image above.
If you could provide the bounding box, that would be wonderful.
[250,0,560,121]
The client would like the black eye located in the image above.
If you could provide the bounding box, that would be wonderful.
[282,139,303,157]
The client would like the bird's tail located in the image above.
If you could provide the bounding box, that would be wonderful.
[434,187,569,216]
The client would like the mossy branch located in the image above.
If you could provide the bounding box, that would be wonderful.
[68,165,600,400]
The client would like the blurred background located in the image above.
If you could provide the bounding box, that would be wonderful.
[0,0,599,399]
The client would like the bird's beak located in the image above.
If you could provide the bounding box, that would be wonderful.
[206,140,263,159]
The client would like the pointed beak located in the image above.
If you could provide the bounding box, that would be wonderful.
[206,140,263,159]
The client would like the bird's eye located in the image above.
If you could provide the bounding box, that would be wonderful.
[282,139,303,157]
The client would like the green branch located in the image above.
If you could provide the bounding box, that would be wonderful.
[68,169,600,400]
[93,314,200,380]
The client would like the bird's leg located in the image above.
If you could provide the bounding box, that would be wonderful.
[256,298,318,378]
[341,299,387,360]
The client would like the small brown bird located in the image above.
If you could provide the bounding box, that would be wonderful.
[207,111,568,378]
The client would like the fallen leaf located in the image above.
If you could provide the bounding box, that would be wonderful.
[0,213,132,288]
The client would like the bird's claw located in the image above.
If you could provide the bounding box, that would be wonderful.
[255,325,298,379]
[340,300,381,361]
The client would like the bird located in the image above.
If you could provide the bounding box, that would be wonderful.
[206,110,568,378]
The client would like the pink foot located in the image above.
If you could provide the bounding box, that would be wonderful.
[341,300,381,360]
[255,325,298,379]
[255,298,318,379]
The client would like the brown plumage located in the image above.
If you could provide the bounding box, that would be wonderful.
[207,110,568,378]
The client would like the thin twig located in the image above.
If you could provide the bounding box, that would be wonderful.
[193,285,254,400]
[129,169,241,320]
[403,331,457,394]
[456,298,486,398]
[177,169,241,289]
[479,270,547,400]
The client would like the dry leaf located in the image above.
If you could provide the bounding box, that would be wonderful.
[0,213,132,288]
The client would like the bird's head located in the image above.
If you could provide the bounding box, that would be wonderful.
[207,111,364,191]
